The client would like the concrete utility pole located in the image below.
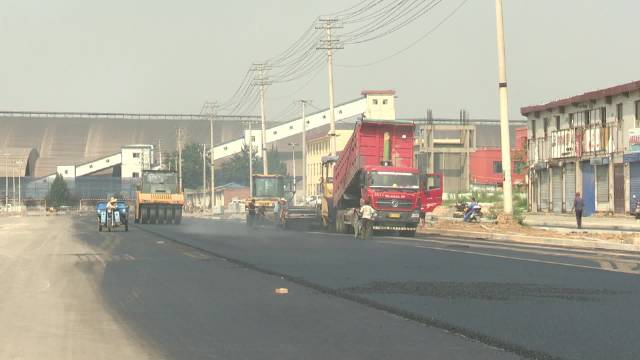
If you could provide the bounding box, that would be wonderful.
[495,0,513,215]
[317,18,343,156]
[248,120,254,196]
[202,144,207,197]
[253,64,272,175]
[16,160,22,207]
[288,142,298,204]
[11,165,15,205]
[158,139,163,169]
[177,128,183,192]
[3,154,8,207]
[299,100,311,201]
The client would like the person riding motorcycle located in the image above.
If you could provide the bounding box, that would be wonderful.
[106,196,118,225]
[463,197,479,222]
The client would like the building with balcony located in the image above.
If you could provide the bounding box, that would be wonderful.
[521,80,640,215]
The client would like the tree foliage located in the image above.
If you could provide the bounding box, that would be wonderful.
[216,144,288,186]
[45,174,74,208]
[163,143,288,190]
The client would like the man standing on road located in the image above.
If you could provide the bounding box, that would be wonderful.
[359,198,377,240]
[572,192,584,229]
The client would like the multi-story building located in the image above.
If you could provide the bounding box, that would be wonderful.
[521,80,640,215]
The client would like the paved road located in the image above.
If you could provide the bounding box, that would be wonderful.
[2,215,639,359]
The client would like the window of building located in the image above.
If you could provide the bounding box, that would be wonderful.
[132,172,139,178]
[64,170,68,175]
[493,161,503,174]
[383,99,388,105]
[616,103,623,123]
[600,107,607,127]
[569,113,574,128]
[251,136,255,142]
[635,100,640,127]
[543,118,549,138]
[555,116,560,131]
[531,119,536,139]
[514,161,526,174]
[584,110,591,126]
[373,99,378,105]
[133,152,140,158]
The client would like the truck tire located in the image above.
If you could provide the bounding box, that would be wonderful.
[174,207,182,225]
[149,206,158,224]
[158,206,166,224]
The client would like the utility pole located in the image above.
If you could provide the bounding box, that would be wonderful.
[11,164,15,205]
[158,139,163,169]
[317,18,343,156]
[288,142,298,204]
[299,100,311,201]
[3,154,8,207]
[248,120,254,196]
[252,63,272,175]
[202,101,218,211]
[495,0,513,215]
[177,128,183,192]
[16,161,22,207]
[202,144,207,198]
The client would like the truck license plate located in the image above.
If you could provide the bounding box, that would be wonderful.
[388,213,401,219]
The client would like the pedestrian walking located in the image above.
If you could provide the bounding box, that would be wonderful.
[572,192,584,229]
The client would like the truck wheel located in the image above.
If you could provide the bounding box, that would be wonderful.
[174,207,182,225]
[149,206,158,224]
[142,206,150,224]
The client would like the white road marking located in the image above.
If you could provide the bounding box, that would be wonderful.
[407,244,640,275]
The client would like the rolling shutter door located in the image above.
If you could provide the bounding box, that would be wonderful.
[630,163,640,211]
[539,169,550,211]
[581,161,596,216]
[596,165,609,205]
[551,167,562,212]
[564,163,576,212]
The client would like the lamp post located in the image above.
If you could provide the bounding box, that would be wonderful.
[288,142,298,205]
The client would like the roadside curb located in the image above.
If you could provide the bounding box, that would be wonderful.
[417,228,640,253]
[523,219,640,233]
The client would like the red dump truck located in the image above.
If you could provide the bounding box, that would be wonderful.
[320,120,422,236]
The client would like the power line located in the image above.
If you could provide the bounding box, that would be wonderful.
[337,0,470,68]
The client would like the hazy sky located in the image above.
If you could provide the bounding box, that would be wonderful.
[0,0,637,120]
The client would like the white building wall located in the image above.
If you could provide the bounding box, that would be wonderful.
[121,146,153,178]
[525,87,640,214]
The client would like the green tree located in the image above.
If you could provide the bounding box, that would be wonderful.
[164,144,210,190]
[215,144,288,186]
[164,142,289,190]
[46,174,73,208]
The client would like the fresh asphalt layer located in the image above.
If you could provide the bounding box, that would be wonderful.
[68,215,520,360]
[131,217,640,360]
[3,215,637,360]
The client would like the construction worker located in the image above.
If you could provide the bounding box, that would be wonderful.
[359,198,377,240]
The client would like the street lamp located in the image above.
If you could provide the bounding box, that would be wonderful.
[288,142,298,205]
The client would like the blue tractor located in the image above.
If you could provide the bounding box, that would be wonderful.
[96,201,129,232]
